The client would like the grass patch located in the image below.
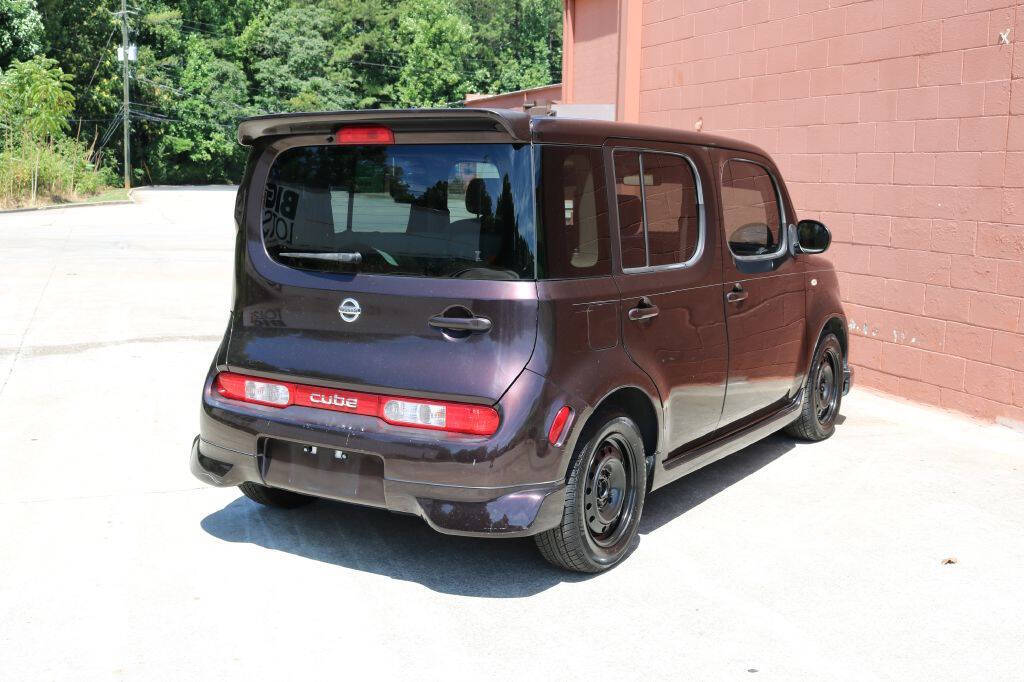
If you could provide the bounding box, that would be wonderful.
[78,188,131,204]
[0,186,131,211]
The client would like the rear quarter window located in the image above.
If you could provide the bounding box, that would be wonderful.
[536,146,612,279]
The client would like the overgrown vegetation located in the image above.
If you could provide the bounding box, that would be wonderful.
[0,56,117,208]
[0,0,562,202]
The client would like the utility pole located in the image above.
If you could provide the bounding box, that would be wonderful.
[119,0,130,190]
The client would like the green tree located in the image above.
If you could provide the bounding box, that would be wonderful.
[321,0,403,109]
[458,0,562,94]
[16,0,563,187]
[389,0,483,107]
[121,1,253,182]
[238,2,358,113]
[142,37,252,183]
[35,0,118,132]
[0,56,74,200]
[0,0,44,71]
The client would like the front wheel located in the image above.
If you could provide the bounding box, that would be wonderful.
[785,332,844,441]
[534,411,647,573]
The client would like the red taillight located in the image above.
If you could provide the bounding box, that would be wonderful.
[214,372,293,407]
[548,405,572,445]
[334,125,394,145]
[380,397,500,436]
[212,372,499,436]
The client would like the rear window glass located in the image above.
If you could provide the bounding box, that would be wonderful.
[536,146,611,278]
[263,143,536,279]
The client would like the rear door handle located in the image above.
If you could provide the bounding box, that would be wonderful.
[628,298,660,321]
[428,315,492,332]
[725,286,748,304]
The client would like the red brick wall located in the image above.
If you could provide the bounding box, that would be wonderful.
[638,0,1024,425]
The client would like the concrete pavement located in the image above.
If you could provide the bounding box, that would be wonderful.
[1,187,1022,680]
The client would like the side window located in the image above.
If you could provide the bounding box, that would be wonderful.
[613,152,646,269]
[721,159,783,257]
[613,150,701,270]
[537,146,611,278]
[643,153,700,267]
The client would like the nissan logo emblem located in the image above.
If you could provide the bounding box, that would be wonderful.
[338,297,361,322]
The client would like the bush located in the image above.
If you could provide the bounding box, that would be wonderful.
[0,55,117,207]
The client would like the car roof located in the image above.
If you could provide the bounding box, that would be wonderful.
[527,114,766,156]
[236,108,766,157]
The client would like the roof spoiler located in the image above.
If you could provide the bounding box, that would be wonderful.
[236,108,531,145]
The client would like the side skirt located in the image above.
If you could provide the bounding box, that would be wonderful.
[651,395,801,491]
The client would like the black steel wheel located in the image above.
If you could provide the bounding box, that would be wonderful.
[582,434,637,549]
[785,332,845,441]
[813,345,841,426]
[535,411,646,573]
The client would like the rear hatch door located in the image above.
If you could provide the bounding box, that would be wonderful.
[227,115,538,404]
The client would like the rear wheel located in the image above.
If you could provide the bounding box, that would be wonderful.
[534,411,646,573]
[238,481,315,509]
[785,332,844,441]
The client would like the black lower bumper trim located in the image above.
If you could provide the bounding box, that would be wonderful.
[190,436,260,487]
[197,453,232,477]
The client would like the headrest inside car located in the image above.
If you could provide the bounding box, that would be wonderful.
[465,178,492,216]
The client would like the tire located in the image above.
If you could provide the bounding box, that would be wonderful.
[238,481,315,509]
[785,332,844,442]
[534,411,647,573]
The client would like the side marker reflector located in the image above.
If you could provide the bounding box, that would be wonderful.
[548,406,572,445]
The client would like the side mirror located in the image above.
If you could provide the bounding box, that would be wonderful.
[794,219,831,254]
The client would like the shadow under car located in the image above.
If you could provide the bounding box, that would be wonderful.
[200,433,796,597]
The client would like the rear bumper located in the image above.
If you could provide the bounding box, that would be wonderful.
[190,435,566,537]
[190,367,582,538]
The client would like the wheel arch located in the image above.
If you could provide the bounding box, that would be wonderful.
[819,315,848,362]
[562,385,661,484]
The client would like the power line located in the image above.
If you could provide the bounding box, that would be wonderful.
[95,106,125,152]
[134,75,262,115]
[131,112,235,129]
[83,28,119,91]
[358,47,507,68]
[132,110,172,121]
[174,16,226,32]
[134,75,185,96]
[180,23,224,37]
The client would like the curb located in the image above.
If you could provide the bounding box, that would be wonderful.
[0,190,135,214]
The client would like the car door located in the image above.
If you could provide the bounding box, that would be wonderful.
[713,151,807,426]
[608,142,728,453]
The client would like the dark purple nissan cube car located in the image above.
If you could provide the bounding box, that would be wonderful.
[190,109,850,572]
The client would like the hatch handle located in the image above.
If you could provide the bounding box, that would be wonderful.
[428,315,492,333]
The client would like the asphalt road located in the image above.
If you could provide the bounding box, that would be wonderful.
[2,187,1023,680]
